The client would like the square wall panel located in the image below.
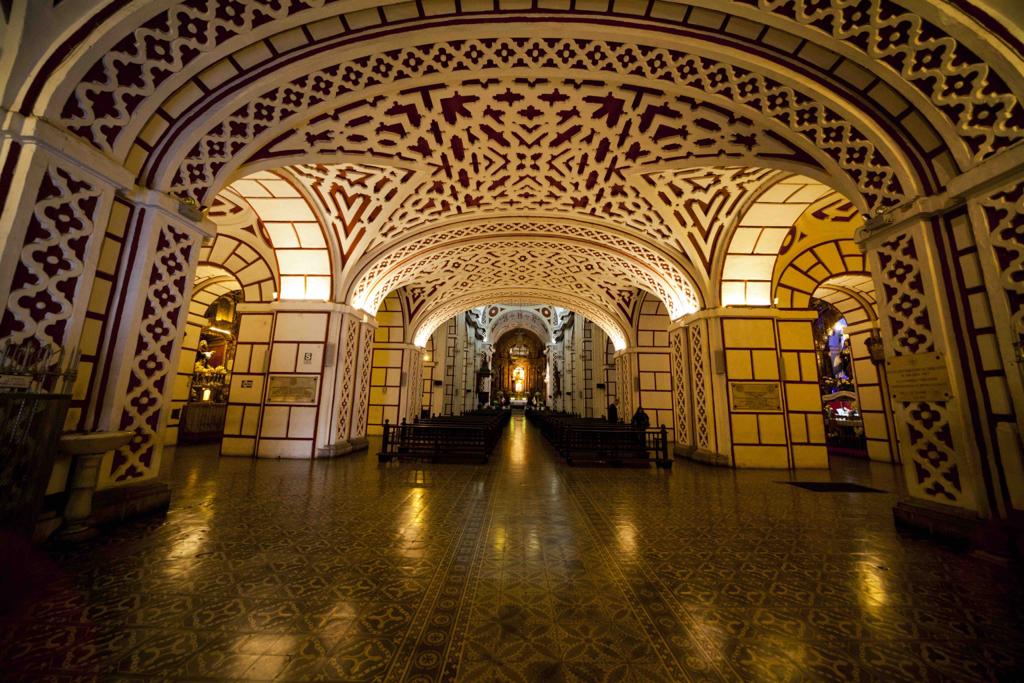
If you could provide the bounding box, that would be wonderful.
[279,276,306,299]
[294,222,327,248]
[288,407,317,438]
[306,277,331,300]
[261,406,289,437]
[778,322,813,350]
[277,249,330,275]
[723,319,775,348]
[275,312,328,341]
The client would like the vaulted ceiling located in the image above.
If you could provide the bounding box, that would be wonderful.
[8,0,1021,346]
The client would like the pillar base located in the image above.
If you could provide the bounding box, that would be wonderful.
[674,444,731,467]
[893,498,1021,558]
[57,518,99,542]
[92,481,171,526]
[316,437,369,458]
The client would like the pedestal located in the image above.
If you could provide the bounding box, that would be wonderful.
[57,431,133,541]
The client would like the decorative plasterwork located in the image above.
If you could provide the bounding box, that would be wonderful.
[47,1,1023,188]
[0,164,100,348]
[170,40,910,211]
[485,308,554,347]
[375,237,674,336]
[349,219,701,319]
[113,222,197,482]
[411,289,629,352]
[637,166,784,273]
[285,162,416,265]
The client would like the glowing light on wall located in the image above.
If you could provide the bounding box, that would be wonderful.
[229,172,333,302]
[414,319,626,350]
[720,176,832,306]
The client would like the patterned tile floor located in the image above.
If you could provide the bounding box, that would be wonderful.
[2,413,1023,681]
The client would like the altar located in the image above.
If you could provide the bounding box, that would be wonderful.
[492,329,547,406]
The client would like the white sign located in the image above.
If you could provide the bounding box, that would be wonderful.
[267,375,319,403]
[730,382,782,412]
[886,352,952,402]
[0,374,32,389]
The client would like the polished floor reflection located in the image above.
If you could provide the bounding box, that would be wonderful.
[2,413,1023,681]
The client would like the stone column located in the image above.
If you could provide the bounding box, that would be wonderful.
[613,351,635,423]
[349,315,378,440]
[671,307,826,469]
[669,326,691,450]
[858,149,1024,545]
[93,194,214,486]
[400,343,424,423]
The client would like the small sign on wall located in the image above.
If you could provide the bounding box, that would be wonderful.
[886,352,952,402]
[240,379,254,389]
[267,375,319,404]
[730,381,782,412]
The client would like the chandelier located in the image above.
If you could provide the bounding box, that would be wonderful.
[509,332,529,358]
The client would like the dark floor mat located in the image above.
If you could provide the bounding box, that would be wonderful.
[781,481,885,493]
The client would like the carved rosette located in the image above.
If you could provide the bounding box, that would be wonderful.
[334,318,360,441]
[875,231,963,503]
[0,164,100,348]
[670,327,690,446]
[112,223,197,482]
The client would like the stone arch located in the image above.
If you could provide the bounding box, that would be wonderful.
[773,241,868,311]
[224,170,336,301]
[624,290,676,438]
[347,223,702,329]
[196,229,278,305]
[159,55,913,211]
[411,290,632,354]
[486,308,552,348]
[716,174,841,306]
[366,288,414,435]
[30,3,1024,205]
[166,267,243,446]
[812,274,898,462]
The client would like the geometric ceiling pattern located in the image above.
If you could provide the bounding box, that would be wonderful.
[481,306,557,347]
[12,1,1024,348]
[372,238,682,350]
[348,219,702,317]
[45,3,1023,185]
[172,43,907,210]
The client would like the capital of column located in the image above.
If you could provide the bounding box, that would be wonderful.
[669,306,816,332]
[2,108,217,240]
[857,142,1024,246]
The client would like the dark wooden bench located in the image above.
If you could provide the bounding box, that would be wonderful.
[378,410,510,464]
[527,411,671,468]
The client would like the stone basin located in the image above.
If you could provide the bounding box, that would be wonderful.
[59,431,134,455]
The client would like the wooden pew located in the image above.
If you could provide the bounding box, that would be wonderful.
[378,410,510,464]
[527,411,671,468]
